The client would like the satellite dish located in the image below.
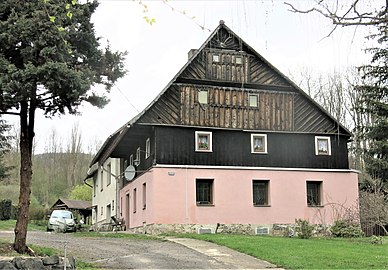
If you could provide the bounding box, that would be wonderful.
[124,165,136,181]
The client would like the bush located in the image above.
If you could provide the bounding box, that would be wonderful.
[0,199,12,220]
[29,207,49,221]
[330,220,364,238]
[295,219,314,239]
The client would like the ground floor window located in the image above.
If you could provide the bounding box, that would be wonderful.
[252,180,269,206]
[196,179,213,205]
[307,181,322,206]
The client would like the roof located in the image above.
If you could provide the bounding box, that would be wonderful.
[51,198,92,210]
[90,20,351,166]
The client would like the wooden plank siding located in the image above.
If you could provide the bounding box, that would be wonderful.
[155,126,350,169]
[294,94,339,133]
[179,84,294,131]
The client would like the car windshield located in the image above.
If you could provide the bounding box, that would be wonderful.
[52,211,72,219]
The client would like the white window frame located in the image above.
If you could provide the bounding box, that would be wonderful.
[315,136,331,156]
[249,94,259,107]
[145,138,150,159]
[129,154,134,166]
[195,131,212,152]
[251,134,268,154]
[135,147,141,166]
[235,55,243,65]
[198,90,208,104]
[212,54,220,63]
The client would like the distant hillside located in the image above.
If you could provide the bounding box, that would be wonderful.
[1,151,93,208]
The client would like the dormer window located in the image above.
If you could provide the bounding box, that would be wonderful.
[198,90,208,104]
[212,54,220,63]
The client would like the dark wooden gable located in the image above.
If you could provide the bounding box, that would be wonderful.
[91,21,351,166]
[137,21,349,136]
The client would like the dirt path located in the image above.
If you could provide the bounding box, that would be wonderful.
[0,231,278,269]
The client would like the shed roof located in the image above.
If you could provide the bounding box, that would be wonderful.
[51,198,92,210]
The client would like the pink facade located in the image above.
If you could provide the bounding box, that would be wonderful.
[119,166,359,230]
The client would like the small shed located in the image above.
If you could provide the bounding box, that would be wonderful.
[51,198,92,224]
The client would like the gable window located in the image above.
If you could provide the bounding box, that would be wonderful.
[212,54,220,63]
[195,131,212,152]
[249,94,259,107]
[251,134,267,154]
[198,90,208,104]
[253,180,269,206]
[315,136,331,156]
[196,179,213,205]
[307,181,322,207]
[235,56,243,65]
[145,138,151,159]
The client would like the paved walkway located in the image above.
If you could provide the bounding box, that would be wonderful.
[166,237,282,269]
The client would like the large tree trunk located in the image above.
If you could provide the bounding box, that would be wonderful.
[13,101,34,254]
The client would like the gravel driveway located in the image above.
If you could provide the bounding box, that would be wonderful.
[0,231,278,269]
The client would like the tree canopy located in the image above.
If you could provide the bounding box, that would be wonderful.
[0,0,126,253]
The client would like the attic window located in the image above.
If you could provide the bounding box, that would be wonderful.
[212,54,220,63]
[315,136,331,156]
[195,131,212,152]
[198,90,208,104]
[235,56,243,65]
[249,94,259,107]
[251,134,267,154]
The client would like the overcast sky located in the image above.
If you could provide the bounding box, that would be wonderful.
[9,0,379,154]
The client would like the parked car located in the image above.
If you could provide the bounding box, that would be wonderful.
[47,210,76,232]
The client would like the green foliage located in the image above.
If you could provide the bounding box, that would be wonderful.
[183,234,388,269]
[370,235,384,245]
[295,218,314,239]
[69,184,92,201]
[29,207,49,221]
[0,199,12,220]
[357,22,388,183]
[330,220,364,238]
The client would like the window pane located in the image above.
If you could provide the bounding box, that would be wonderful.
[253,180,268,205]
[198,90,208,104]
[249,94,258,107]
[251,134,267,153]
[196,179,213,204]
[235,56,242,65]
[307,182,321,206]
[213,54,220,62]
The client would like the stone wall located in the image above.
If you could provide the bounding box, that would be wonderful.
[126,223,330,237]
[0,255,75,270]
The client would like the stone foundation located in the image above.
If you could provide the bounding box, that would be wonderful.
[126,223,330,237]
[0,255,75,270]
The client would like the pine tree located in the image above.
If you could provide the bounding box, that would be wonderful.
[358,22,388,185]
[0,0,126,253]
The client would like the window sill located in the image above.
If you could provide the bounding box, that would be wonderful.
[251,152,268,154]
[253,204,271,207]
[196,203,214,207]
[307,205,324,208]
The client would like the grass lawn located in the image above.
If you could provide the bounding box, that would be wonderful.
[182,234,388,269]
[0,219,46,231]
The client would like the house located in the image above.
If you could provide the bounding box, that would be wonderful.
[86,21,359,234]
